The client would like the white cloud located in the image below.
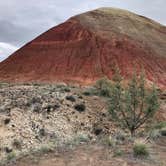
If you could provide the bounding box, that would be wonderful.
[0,42,18,61]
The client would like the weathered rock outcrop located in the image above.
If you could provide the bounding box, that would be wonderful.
[0,8,166,88]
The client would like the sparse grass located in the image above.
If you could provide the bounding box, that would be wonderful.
[103,131,128,147]
[113,149,124,157]
[6,151,16,161]
[66,134,90,149]
[133,143,149,158]
[105,135,116,147]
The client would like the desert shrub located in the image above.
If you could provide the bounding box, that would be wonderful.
[95,77,112,97]
[133,143,149,158]
[0,82,9,89]
[71,134,89,145]
[60,86,71,92]
[153,121,166,129]
[147,122,166,140]
[32,103,41,113]
[149,129,161,140]
[148,126,166,140]
[160,128,166,136]
[4,147,12,153]
[63,87,71,92]
[6,152,16,161]
[56,84,65,88]
[39,145,53,154]
[66,95,76,102]
[12,139,22,150]
[74,104,86,112]
[4,118,10,125]
[32,82,41,86]
[94,127,103,136]
[83,87,99,96]
[31,97,41,104]
[39,128,46,137]
[114,131,126,142]
[104,132,127,147]
[106,135,116,147]
[23,82,32,86]
[113,149,124,157]
[100,88,110,97]
[76,134,89,143]
[109,70,159,136]
[82,91,91,96]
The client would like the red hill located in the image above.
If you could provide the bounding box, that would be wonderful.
[0,8,166,88]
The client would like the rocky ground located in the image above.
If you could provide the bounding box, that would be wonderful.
[0,83,165,166]
[0,83,113,162]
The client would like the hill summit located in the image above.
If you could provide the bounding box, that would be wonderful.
[0,8,166,87]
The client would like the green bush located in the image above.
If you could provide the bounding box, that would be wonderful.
[133,143,149,158]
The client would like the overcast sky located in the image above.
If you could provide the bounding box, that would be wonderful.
[0,0,166,62]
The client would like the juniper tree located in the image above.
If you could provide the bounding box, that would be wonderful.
[109,70,159,136]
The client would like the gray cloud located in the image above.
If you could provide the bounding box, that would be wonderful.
[0,0,165,61]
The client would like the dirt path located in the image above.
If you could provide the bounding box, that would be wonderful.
[7,139,166,166]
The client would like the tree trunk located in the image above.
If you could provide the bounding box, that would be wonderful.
[130,127,136,137]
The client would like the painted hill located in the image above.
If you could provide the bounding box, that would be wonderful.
[0,7,166,87]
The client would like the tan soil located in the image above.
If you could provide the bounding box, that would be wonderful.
[8,137,166,166]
